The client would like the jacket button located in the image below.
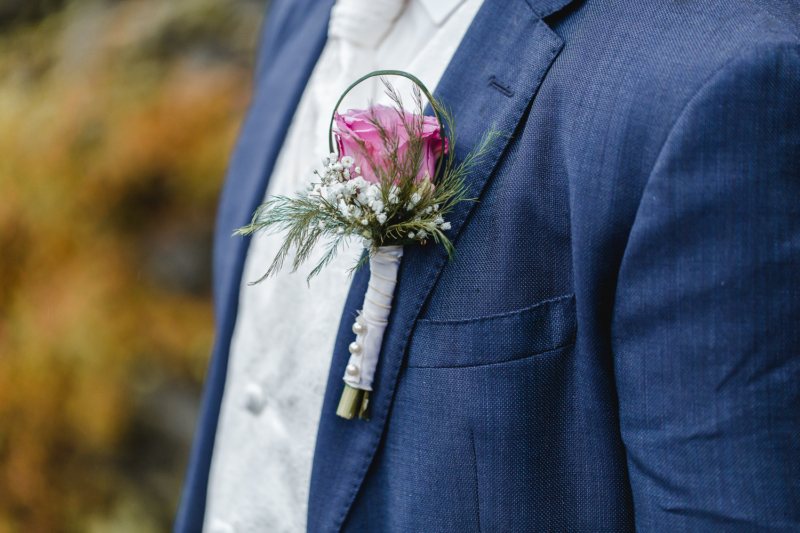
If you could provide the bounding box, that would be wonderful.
[243,383,265,415]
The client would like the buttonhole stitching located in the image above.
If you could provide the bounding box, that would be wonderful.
[488,76,514,97]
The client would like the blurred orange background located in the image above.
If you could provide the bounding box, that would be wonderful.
[0,0,266,530]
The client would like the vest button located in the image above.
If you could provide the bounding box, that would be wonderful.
[243,383,265,415]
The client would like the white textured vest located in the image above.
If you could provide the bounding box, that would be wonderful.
[203,0,480,531]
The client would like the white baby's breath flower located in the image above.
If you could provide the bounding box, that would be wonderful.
[376,213,387,224]
[410,193,421,205]
[361,219,369,226]
[341,156,355,168]
[441,222,451,230]
[434,216,445,225]
[388,194,398,204]
[372,200,384,213]
[349,177,367,191]
[417,229,427,239]
[407,231,415,238]
[354,166,361,174]
[343,169,350,180]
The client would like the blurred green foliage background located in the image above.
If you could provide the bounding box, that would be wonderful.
[0,0,267,530]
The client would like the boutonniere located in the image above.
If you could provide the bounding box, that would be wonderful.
[236,70,498,420]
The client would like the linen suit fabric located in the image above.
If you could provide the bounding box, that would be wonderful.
[176,0,800,531]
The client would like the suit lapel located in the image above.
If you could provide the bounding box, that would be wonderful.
[176,1,336,529]
[213,0,336,326]
[308,0,571,531]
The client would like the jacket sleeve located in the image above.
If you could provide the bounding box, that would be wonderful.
[611,42,800,532]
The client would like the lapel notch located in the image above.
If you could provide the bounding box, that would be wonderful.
[524,0,580,18]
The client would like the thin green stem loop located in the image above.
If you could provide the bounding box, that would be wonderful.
[327,70,446,180]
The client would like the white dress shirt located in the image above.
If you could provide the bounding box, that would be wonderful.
[204,0,483,531]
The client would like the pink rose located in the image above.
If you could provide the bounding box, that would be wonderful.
[334,104,447,184]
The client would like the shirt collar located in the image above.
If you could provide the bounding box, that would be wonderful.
[418,0,468,26]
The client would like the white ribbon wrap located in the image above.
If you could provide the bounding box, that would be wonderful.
[342,246,403,391]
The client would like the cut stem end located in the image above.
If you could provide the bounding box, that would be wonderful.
[336,384,370,420]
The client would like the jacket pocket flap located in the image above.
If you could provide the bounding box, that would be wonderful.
[407,294,576,368]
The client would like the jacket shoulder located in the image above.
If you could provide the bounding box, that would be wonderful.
[640,0,799,90]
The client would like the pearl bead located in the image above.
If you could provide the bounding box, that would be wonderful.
[352,322,366,335]
[349,342,363,355]
[346,364,360,376]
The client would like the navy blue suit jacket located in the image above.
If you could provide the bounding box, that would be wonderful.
[175,0,800,531]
